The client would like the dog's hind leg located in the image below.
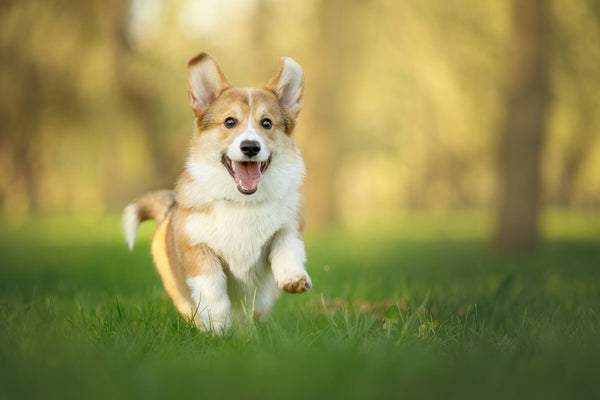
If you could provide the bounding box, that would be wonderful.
[151,212,196,319]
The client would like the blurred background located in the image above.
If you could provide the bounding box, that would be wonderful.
[1,0,599,249]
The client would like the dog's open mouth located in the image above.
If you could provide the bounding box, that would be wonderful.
[222,155,271,195]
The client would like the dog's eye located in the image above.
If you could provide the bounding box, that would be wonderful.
[260,118,272,130]
[224,117,237,129]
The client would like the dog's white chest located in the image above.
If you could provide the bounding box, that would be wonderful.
[185,200,295,277]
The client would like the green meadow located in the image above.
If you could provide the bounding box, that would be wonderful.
[1,212,599,399]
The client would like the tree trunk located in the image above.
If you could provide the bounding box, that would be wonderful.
[104,0,174,189]
[302,0,349,227]
[496,0,549,250]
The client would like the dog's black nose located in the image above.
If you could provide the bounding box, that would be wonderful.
[240,140,261,158]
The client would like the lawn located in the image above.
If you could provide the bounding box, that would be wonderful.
[0,212,599,399]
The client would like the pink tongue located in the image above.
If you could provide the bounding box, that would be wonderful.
[233,161,262,191]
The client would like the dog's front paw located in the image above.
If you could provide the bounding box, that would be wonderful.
[195,315,232,335]
[278,273,312,294]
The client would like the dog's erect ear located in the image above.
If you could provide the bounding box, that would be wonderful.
[266,57,304,119]
[187,52,232,117]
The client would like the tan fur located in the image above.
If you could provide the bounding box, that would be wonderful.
[152,206,228,326]
[134,190,175,225]
[150,211,195,318]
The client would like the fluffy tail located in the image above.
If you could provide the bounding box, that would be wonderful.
[122,190,176,251]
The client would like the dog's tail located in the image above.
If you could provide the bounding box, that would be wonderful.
[122,190,176,251]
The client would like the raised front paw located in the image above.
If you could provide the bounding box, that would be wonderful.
[278,273,312,294]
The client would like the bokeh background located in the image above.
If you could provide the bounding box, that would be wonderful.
[2,3,600,398]
[1,0,599,247]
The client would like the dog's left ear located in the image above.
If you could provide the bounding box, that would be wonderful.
[266,57,304,119]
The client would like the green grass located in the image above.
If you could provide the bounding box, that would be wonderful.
[0,211,599,399]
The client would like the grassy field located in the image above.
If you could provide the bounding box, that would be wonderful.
[0,212,599,399]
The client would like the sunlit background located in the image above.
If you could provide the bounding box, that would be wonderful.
[2,3,600,397]
[1,0,599,236]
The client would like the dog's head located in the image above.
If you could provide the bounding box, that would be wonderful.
[183,53,305,204]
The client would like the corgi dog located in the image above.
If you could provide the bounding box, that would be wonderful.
[122,52,311,333]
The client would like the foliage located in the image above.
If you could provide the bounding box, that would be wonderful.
[1,1,599,223]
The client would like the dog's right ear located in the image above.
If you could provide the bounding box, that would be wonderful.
[187,53,232,117]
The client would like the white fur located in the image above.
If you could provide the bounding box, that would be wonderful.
[276,58,304,111]
[227,127,269,162]
[182,109,307,324]
[183,160,306,322]
[185,199,298,279]
[122,203,140,251]
[185,162,310,322]
[179,73,308,331]
[226,88,268,162]
[270,228,311,290]
[186,273,232,332]
[184,194,305,321]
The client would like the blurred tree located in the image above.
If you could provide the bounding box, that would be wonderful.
[1,0,598,222]
[545,0,600,209]
[302,0,350,226]
[104,0,175,190]
[0,0,87,213]
[496,0,549,250]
